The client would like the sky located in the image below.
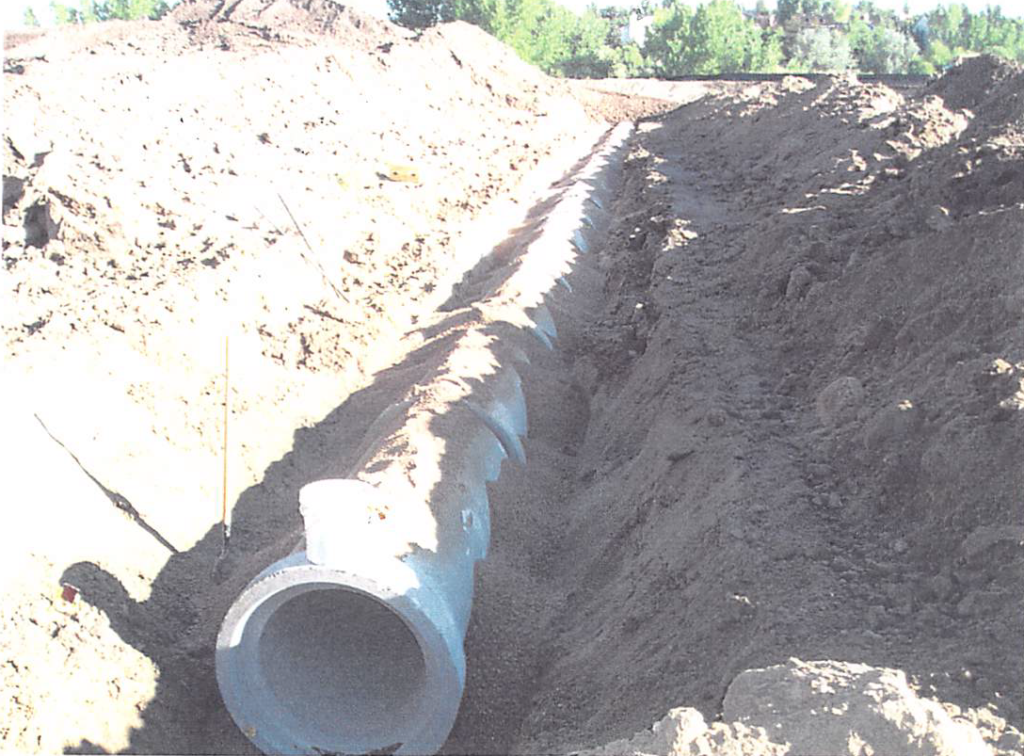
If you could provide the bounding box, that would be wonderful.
[2,0,1022,32]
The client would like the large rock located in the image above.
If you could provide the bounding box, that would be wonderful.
[580,658,1021,755]
[815,376,865,427]
[722,658,990,756]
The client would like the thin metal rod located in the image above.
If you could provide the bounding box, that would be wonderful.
[222,334,230,550]
[278,193,351,304]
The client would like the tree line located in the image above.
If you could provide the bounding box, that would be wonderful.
[28,0,1024,78]
[26,0,169,25]
[387,0,1024,77]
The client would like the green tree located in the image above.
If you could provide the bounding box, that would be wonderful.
[918,4,1024,65]
[556,8,614,77]
[777,0,800,25]
[644,1,695,76]
[822,0,852,24]
[790,26,855,71]
[598,4,630,49]
[51,0,168,23]
[852,1,881,24]
[23,6,41,24]
[964,7,989,51]
[932,3,967,48]
[962,7,1024,61]
[686,0,780,73]
[907,54,935,74]
[800,0,822,19]
[847,14,870,55]
[500,0,574,72]
[389,0,446,28]
[51,0,96,23]
[609,42,647,77]
[402,0,618,77]
[645,0,779,75]
[854,25,920,72]
[926,37,955,68]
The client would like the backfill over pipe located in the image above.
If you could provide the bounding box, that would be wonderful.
[215,122,631,756]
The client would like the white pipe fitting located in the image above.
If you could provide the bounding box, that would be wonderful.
[216,364,524,755]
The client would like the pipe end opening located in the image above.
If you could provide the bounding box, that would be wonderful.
[223,582,432,754]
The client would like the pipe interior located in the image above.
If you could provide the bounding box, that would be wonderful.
[258,585,427,749]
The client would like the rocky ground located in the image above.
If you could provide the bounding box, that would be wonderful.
[3,2,1022,754]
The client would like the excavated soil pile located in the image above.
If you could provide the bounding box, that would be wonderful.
[468,59,1022,755]
[2,2,1022,752]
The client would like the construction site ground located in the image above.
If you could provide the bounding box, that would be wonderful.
[2,2,1022,754]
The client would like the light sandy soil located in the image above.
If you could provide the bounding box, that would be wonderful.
[3,2,1023,754]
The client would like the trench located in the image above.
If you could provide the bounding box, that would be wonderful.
[48,67,1024,756]
[208,123,633,756]
[51,120,630,756]
[439,215,606,756]
[442,83,1024,755]
[438,126,688,756]
[216,110,811,755]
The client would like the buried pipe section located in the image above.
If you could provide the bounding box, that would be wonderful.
[215,122,631,756]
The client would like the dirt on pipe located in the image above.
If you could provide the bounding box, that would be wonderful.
[2,3,1022,754]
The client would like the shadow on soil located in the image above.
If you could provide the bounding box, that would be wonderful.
[56,135,617,755]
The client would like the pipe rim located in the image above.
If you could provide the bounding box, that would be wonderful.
[216,560,463,755]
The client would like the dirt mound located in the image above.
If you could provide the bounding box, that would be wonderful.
[927,54,1023,113]
[169,0,393,38]
[910,57,1024,221]
[1,7,617,752]
[497,59,1022,754]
